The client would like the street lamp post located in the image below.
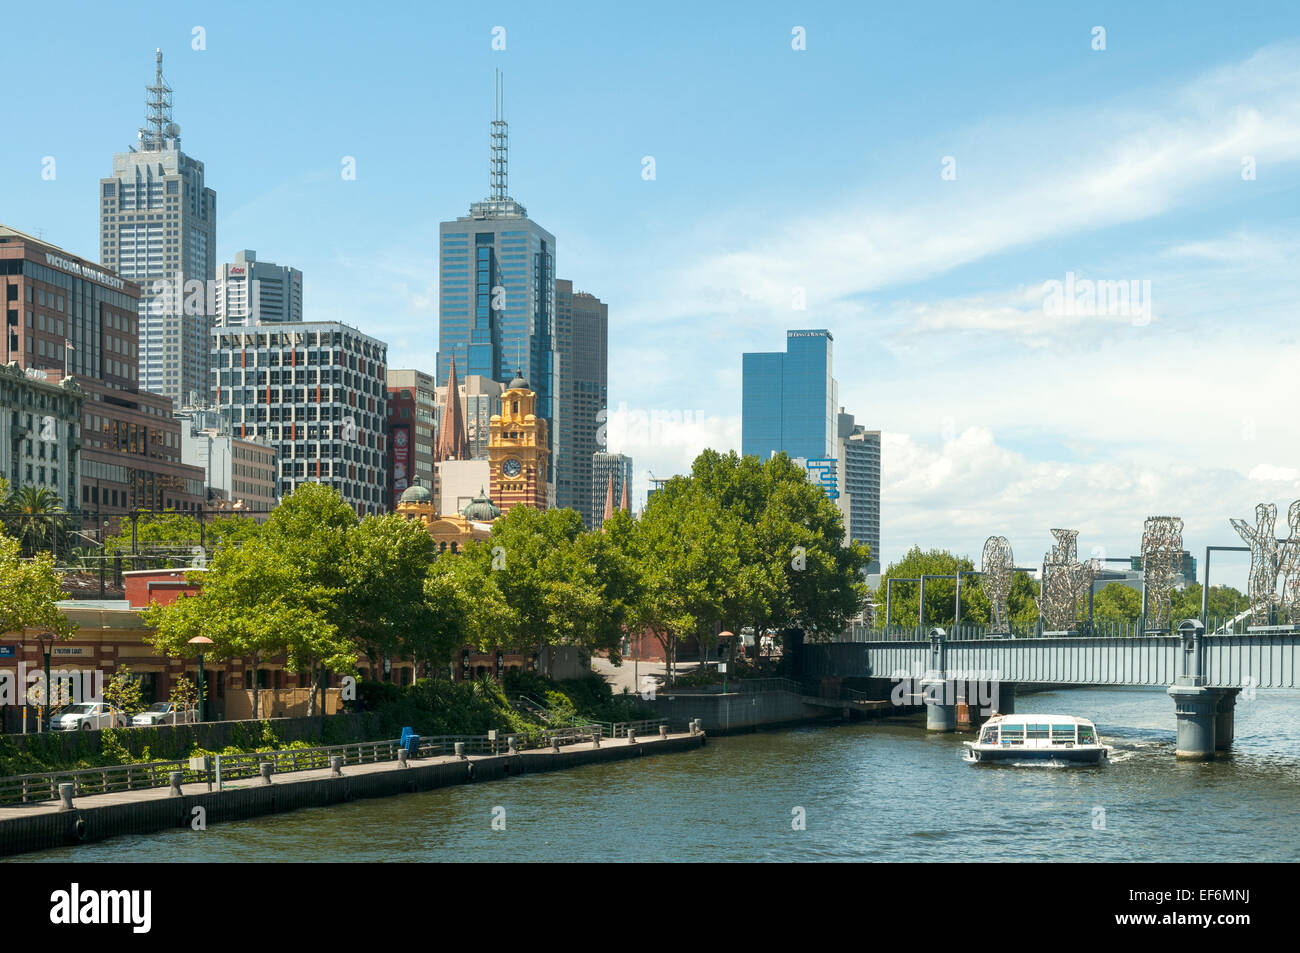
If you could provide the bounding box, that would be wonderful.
[187,636,213,722]
[38,630,55,733]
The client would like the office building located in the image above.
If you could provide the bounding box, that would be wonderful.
[555,279,608,528]
[0,363,83,509]
[0,226,205,522]
[211,322,388,515]
[176,407,278,514]
[386,368,438,504]
[100,49,216,406]
[212,250,302,326]
[591,452,632,530]
[742,329,838,463]
[837,410,881,574]
[438,74,557,502]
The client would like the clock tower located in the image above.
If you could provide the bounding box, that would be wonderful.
[489,371,549,513]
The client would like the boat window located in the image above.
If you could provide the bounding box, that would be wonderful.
[1051,725,1076,744]
[980,726,998,744]
[1077,725,1097,744]
[999,725,1024,744]
[1026,723,1050,739]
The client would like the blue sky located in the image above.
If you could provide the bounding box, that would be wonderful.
[4,1,1298,585]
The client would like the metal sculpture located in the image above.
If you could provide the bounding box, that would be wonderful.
[1278,501,1300,622]
[1230,503,1281,625]
[1140,516,1184,631]
[980,536,1015,633]
[1037,529,1098,632]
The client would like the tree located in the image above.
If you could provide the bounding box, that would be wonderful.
[690,450,869,650]
[1092,583,1142,622]
[0,530,77,643]
[104,665,145,721]
[3,486,65,557]
[167,675,199,722]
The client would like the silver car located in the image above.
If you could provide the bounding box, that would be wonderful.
[50,703,125,731]
[131,702,198,726]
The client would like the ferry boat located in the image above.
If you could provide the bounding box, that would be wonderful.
[962,714,1109,764]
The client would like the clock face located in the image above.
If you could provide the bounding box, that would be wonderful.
[503,458,523,478]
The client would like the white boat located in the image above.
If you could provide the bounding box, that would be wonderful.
[962,714,1109,765]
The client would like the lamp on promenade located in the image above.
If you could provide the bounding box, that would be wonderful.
[718,631,734,693]
[37,630,55,732]
[188,636,213,722]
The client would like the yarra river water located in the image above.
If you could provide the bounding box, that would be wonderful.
[15,687,1300,862]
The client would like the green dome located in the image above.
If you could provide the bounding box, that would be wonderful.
[399,482,432,504]
[461,488,502,522]
[507,369,529,390]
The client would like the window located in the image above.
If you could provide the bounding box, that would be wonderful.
[1077,725,1097,745]
[1025,723,1050,740]
[999,725,1024,745]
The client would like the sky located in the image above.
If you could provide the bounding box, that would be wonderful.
[3,0,1298,587]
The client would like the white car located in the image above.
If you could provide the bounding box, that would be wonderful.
[50,703,125,731]
[131,702,198,726]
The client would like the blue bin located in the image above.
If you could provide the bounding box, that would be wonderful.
[399,726,414,748]
[404,734,421,758]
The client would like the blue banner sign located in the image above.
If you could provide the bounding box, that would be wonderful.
[805,458,839,500]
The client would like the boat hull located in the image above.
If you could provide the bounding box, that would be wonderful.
[964,744,1108,765]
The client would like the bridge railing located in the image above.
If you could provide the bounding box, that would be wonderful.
[847,615,1254,641]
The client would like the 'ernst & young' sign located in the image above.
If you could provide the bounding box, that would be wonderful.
[43,253,126,291]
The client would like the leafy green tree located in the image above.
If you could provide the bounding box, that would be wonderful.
[1092,583,1142,622]
[104,665,145,720]
[0,530,77,642]
[690,450,868,649]
[3,486,65,557]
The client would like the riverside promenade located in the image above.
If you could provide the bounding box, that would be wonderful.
[0,730,706,858]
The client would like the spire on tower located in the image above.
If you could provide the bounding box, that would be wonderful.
[139,48,178,152]
[435,355,470,462]
[489,69,509,202]
[620,475,631,514]
[602,473,616,525]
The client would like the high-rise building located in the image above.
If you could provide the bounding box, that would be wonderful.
[488,372,548,514]
[211,322,387,515]
[742,329,838,463]
[438,74,557,502]
[0,226,205,522]
[176,407,278,515]
[837,410,881,575]
[100,50,216,406]
[555,279,608,528]
[386,368,437,504]
[213,250,302,326]
[0,364,83,509]
[591,452,632,530]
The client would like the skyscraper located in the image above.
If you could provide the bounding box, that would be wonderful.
[555,279,608,528]
[437,73,557,502]
[213,250,302,326]
[591,452,632,530]
[741,329,838,462]
[100,49,216,406]
[837,410,881,575]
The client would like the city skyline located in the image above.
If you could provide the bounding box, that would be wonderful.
[3,2,1297,583]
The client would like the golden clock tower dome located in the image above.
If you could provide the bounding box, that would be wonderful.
[489,371,549,514]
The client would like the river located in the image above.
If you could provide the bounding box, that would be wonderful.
[13,686,1300,862]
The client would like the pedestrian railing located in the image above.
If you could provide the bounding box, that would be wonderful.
[0,720,686,806]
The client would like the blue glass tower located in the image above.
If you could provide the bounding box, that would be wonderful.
[437,73,557,495]
[742,330,838,462]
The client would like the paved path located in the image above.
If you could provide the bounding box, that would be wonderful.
[0,733,694,821]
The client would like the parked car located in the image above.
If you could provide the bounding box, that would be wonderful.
[49,703,125,731]
[131,702,198,726]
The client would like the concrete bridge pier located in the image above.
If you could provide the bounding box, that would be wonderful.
[995,681,1016,716]
[1168,685,1222,760]
[922,679,957,732]
[1215,689,1239,752]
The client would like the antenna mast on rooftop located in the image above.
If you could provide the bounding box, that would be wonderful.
[490,69,509,201]
[139,48,176,151]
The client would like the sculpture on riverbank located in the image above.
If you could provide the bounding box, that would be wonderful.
[1231,503,1282,625]
[1037,528,1098,632]
[1276,501,1300,623]
[1141,516,1184,631]
[980,536,1014,634]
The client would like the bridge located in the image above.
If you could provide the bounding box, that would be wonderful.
[802,622,1300,760]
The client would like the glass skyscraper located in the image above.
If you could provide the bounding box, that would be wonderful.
[741,329,838,462]
[437,77,557,501]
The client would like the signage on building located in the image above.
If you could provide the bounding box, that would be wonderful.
[805,458,839,500]
[51,646,92,658]
[393,426,410,492]
[230,267,245,275]
[43,252,126,291]
[0,645,16,658]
